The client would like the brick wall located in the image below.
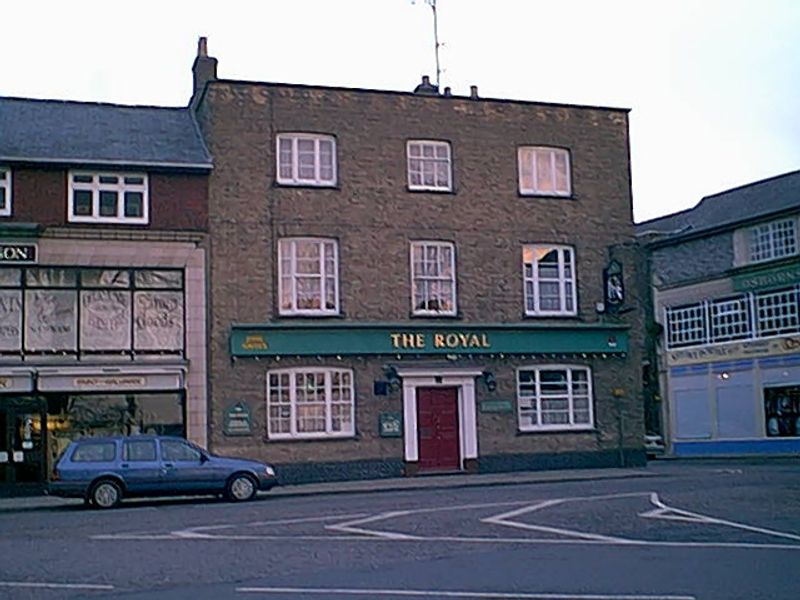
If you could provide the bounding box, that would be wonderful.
[8,166,208,231]
[196,82,644,468]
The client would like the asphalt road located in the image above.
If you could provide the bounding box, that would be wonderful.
[1,461,799,600]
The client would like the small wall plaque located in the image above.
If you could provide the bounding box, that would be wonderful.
[479,400,513,413]
[223,402,253,436]
[379,413,403,437]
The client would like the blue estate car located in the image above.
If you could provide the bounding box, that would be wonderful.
[49,435,278,509]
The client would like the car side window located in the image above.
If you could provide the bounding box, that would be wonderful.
[72,442,116,462]
[123,440,157,462]
[161,440,202,462]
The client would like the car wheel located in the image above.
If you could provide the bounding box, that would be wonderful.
[226,473,257,502]
[90,479,122,509]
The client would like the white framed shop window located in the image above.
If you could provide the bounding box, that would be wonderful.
[266,367,355,440]
[517,365,594,431]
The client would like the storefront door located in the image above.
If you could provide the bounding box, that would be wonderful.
[417,387,460,472]
[0,398,47,493]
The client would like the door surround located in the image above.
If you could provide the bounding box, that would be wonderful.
[394,366,481,472]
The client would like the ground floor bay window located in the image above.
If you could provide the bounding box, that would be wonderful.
[267,368,354,439]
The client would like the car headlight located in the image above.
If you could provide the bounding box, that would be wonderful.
[265,465,275,477]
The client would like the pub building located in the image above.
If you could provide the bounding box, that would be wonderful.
[192,39,646,483]
[0,97,211,494]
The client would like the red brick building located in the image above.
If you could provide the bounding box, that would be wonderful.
[191,39,645,482]
[0,97,212,494]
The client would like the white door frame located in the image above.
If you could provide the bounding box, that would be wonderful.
[395,366,482,467]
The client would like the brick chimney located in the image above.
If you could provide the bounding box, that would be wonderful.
[191,36,217,107]
[413,75,439,96]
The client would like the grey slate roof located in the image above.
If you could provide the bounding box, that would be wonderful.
[0,96,212,169]
[635,170,800,239]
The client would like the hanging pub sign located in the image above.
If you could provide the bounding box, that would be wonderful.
[603,259,625,313]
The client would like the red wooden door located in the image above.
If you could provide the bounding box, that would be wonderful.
[417,387,460,472]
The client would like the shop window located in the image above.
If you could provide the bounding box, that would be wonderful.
[517,365,594,431]
[410,241,456,315]
[267,368,354,439]
[68,171,148,224]
[276,133,337,187]
[0,267,184,357]
[278,238,339,315]
[764,386,800,437]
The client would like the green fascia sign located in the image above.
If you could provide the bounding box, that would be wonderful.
[732,260,800,292]
[230,322,628,357]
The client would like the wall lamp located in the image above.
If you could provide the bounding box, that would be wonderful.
[384,365,402,392]
[481,371,497,392]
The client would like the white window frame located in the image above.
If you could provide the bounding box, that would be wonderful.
[749,218,798,264]
[523,245,577,316]
[276,133,337,187]
[68,171,149,224]
[0,167,11,217]
[407,140,452,191]
[278,238,340,316]
[410,241,457,316]
[266,367,355,440]
[517,365,594,432]
[518,146,571,197]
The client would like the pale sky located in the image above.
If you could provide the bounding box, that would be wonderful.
[3,0,799,223]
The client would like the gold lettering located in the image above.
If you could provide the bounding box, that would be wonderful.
[458,333,469,347]
[242,335,268,350]
[415,333,425,348]
[481,333,490,348]
[445,333,459,348]
[434,334,445,348]
[401,333,416,348]
[390,333,402,348]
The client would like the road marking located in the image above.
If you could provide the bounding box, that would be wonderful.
[235,586,696,599]
[482,494,643,544]
[0,581,114,591]
[641,492,800,542]
[174,513,371,539]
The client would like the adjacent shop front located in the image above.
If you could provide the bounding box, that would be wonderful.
[0,237,207,495]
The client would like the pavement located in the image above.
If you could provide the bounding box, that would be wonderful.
[0,465,656,512]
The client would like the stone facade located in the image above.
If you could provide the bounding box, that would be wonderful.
[194,58,645,481]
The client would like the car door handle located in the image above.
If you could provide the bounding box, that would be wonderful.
[163,463,175,468]
[121,463,130,468]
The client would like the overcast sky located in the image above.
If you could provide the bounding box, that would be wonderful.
[3,0,798,223]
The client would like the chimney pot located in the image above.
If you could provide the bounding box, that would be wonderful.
[470,85,479,99]
[197,36,208,58]
[443,86,452,97]
[422,75,430,85]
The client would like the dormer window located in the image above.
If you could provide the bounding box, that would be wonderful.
[68,172,148,224]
